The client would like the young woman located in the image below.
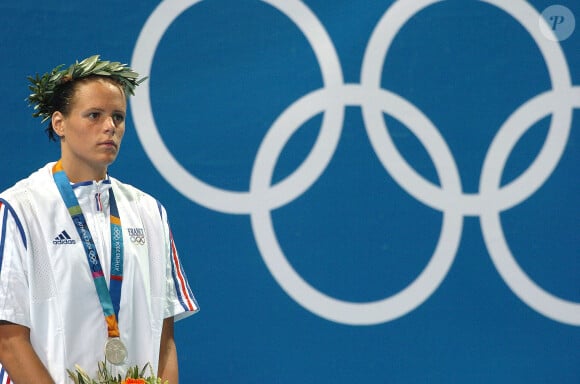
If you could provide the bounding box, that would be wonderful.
[0,56,199,383]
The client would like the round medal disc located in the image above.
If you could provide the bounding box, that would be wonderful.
[105,337,128,365]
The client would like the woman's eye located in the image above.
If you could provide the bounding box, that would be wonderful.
[88,112,100,119]
[113,114,125,123]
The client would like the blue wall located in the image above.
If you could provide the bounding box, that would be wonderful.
[1,1,579,382]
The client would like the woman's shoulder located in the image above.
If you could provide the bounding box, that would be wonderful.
[0,162,56,200]
[109,177,166,215]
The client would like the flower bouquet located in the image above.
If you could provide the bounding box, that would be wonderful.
[67,361,168,384]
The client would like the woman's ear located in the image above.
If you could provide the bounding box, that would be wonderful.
[52,111,65,138]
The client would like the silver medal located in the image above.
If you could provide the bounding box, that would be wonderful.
[104,337,128,365]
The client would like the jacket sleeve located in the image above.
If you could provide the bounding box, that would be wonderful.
[0,198,31,328]
[157,201,199,321]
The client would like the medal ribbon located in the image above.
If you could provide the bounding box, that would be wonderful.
[52,161,124,338]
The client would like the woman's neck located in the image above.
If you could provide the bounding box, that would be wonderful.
[58,158,107,183]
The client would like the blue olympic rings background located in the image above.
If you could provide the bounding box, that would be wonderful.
[1,0,579,382]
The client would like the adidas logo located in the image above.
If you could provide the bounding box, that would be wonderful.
[53,230,76,245]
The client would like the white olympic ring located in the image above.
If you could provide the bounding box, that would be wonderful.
[131,0,580,325]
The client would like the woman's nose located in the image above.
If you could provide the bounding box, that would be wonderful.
[104,116,116,133]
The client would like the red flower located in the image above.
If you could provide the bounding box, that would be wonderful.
[122,379,146,384]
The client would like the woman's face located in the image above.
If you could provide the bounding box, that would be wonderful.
[52,78,126,182]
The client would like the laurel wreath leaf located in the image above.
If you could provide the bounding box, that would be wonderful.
[27,55,147,123]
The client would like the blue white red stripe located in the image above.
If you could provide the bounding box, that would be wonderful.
[169,227,198,312]
[1,199,27,277]
[0,200,17,383]
[0,363,11,384]
[95,192,103,211]
[155,200,197,313]
[0,198,27,250]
